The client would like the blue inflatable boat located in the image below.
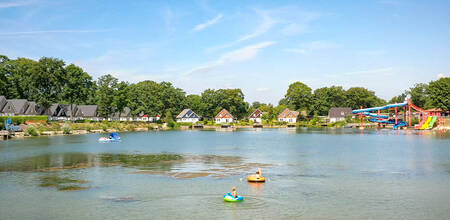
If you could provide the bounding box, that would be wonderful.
[98,133,121,143]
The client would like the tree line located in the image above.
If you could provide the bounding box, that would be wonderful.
[0,55,448,121]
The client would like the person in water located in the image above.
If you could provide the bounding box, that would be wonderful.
[231,186,238,198]
[255,168,262,178]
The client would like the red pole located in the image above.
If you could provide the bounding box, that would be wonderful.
[360,106,363,129]
[395,107,398,124]
[377,109,381,128]
[403,106,406,122]
[408,104,411,127]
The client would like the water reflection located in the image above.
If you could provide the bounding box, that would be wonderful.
[0,152,273,179]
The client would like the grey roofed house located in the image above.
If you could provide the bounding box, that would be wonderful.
[0,96,7,111]
[112,107,132,118]
[328,107,353,122]
[24,102,44,115]
[43,103,61,116]
[75,105,98,118]
[1,99,29,115]
[56,104,78,117]
[176,109,199,119]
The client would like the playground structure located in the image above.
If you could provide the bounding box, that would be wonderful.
[351,100,442,130]
[4,117,22,132]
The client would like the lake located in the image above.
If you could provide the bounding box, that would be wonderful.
[1,128,449,219]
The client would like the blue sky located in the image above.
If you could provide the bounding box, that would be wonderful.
[1,0,449,104]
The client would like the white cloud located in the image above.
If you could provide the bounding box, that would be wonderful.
[285,40,340,54]
[0,0,35,8]
[207,11,276,52]
[186,41,276,76]
[236,12,275,43]
[0,29,113,36]
[437,73,445,79]
[193,14,223,31]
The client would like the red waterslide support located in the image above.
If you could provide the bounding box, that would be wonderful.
[408,100,430,129]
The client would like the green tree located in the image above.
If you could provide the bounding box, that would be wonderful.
[185,94,204,116]
[96,74,118,117]
[425,77,450,111]
[127,80,186,118]
[312,86,347,115]
[345,87,385,109]
[281,81,313,113]
[199,88,248,119]
[408,83,428,107]
[113,81,130,116]
[2,57,37,99]
[62,64,95,120]
[30,57,66,109]
[0,55,10,96]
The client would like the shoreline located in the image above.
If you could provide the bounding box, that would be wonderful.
[3,123,448,140]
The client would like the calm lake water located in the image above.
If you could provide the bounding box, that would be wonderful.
[1,128,449,219]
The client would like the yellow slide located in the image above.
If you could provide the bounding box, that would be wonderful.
[420,116,432,129]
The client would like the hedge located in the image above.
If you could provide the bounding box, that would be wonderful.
[0,116,49,129]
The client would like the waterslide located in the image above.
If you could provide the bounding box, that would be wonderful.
[352,102,409,130]
[362,112,388,118]
[420,116,432,129]
[426,116,438,130]
[368,118,407,130]
[351,101,408,114]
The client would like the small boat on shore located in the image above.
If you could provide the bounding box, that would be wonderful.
[98,133,121,143]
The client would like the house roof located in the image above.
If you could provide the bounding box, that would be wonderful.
[425,108,443,112]
[249,109,263,119]
[57,104,78,117]
[113,107,132,117]
[0,96,7,111]
[215,109,233,119]
[2,99,28,114]
[43,103,60,116]
[75,105,98,117]
[278,108,299,119]
[328,107,352,118]
[176,109,199,119]
[24,102,44,115]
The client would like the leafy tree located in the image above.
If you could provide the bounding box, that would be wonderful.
[127,80,186,118]
[408,83,428,107]
[62,64,95,120]
[425,77,449,111]
[281,81,313,113]
[0,55,10,96]
[199,88,248,119]
[345,87,385,109]
[185,94,204,116]
[113,81,130,117]
[96,74,118,117]
[312,86,347,115]
[30,57,66,109]
[2,57,37,99]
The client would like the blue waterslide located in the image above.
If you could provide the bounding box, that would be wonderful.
[352,101,408,114]
[368,118,407,130]
[362,112,389,119]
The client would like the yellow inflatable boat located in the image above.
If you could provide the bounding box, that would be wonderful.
[247,175,265,182]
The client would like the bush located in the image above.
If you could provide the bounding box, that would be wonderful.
[25,126,38,136]
[63,126,71,134]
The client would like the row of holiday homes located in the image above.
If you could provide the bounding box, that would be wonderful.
[1,96,354,123]
[177,108,302,124]
[179,107,355,124]
[0,96,160,122]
